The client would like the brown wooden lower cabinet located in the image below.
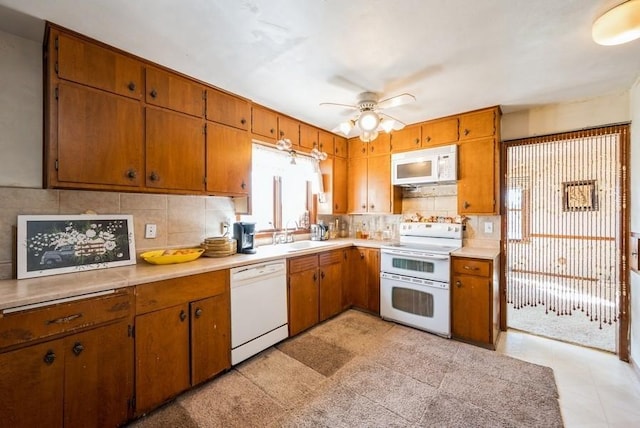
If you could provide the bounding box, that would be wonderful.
[451,256,499,348]
[319,250,344,321]
[0,290,134,428]
[134,270,230,415]
[346,247,380,314]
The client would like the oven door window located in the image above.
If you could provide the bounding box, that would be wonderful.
[392,257,435,274]
[391,286,434,317]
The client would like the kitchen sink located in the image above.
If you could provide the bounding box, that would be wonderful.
[284,240,329,252]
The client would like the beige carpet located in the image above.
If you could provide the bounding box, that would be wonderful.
[129,310,562,427]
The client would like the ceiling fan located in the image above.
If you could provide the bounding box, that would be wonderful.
[321,91,416,142]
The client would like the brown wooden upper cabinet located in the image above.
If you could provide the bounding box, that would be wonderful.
[145,108,206,192]
[334,136,348,158]
[206,89,250,131]
[145,67,205,117]
[421,117,459,147]
[251,105,278,140]
[458,109,496,141]
[55,32,143,100]
[300,123,319,150]
[206,122,251,196]
[278,115,300,147]
[390,125,421,152]
[318,130,335,155]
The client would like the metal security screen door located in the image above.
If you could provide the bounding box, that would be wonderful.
[504,126,629,353]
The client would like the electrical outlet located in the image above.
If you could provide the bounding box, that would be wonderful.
[484,222,493,234]
[145,223,157,239]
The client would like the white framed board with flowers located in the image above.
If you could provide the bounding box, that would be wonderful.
[17,214,136,279]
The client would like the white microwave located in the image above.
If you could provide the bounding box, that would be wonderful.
[391,144,457,186]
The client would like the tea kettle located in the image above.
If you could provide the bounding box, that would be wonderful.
[310,223,329,241]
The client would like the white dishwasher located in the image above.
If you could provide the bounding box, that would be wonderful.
[230,260,288,365]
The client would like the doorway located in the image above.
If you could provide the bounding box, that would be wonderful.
[502,125,629,356]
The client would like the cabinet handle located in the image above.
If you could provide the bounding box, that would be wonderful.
[280,130,285,137]
[370,204,375,210]
[240,118,246,125]
[47,313,82,325]
[241,180,246,190]
[463,129,470,136]
[150,89,158,98]
[43,350,56,365]
[456,280,462,288]
[149,172,159,182]
[128,82,136,91]
[179,310,187,322]
[425,136,431,142]
[126,169,137,180]
[361,204,366,209]
[463,201,470,209]
[463,265,480,271]
[415,138,420,145]
[321,271,325,279]
[334,203,338,210]
[72,342,84,356]
[270,128,275,134]
[360,253,365,260]
[370,146,375,153]
[195,308,203,318]
[313,272,317,281]
[361,147,366,154]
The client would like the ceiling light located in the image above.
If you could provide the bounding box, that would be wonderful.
[380,118,395,133]
[359,130,379,143]
[592,0,640,45]
[357,110,380,132]
[310,146,328,161]
[338,120,354,135]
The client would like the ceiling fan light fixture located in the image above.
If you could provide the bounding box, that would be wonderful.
[359,130,379,143]
[380,118,395,133]
[592,0,640,45]
[357,110,380,132]
[338,120,354,135]
[276,138,292,151]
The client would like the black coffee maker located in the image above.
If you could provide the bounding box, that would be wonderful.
[233,222,257,254]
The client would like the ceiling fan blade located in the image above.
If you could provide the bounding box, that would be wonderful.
[377,93,416,110]
[319,102,358,110]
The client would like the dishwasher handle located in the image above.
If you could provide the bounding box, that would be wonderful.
[231,262,286,284]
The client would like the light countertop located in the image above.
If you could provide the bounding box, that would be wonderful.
[451,246,501,260]
[0,238,497,311]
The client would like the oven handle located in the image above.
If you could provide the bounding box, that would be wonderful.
[381,248,449,261]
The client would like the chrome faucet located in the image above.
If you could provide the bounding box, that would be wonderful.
[284,219,299,243]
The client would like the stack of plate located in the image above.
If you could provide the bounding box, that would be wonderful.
[201,237,237,258]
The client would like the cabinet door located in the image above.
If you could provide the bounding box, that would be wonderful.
[367,154,391,214]
[369,133,391,156]
[348,138,368,158]
[318,130,335,155]
[349,248,368,310]
[458,137,497,214]
[278,116,300,147]
[341,249,352,309]
[56,32,143,99]
[206,89,250,130]
[0,340,64,428]
[135,304,190,414]
[145,67,204,117]
[251,105,278,140]
[390,125,421,152]
[191,294,231,385]
[300,123,319,150]
[146,108,205,191]
[206,122,251,195]
[64,321,133,427]
[348,157,368,213]
[333,156,348,214]
[334,136,348,158]
[57,83,144,187]
[319,251,343,321]
[365,249,380,314]
[421,117,459,147]
[452,274,491,344]
[459,109,496,141]
[288,255,319,337]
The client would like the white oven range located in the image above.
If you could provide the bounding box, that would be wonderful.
[380,222,462,337]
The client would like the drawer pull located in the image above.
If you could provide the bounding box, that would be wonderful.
[456,281,462,288]
[150,89,158,98]
[195,308,203,318]
[179,310,187,322]
[72,342,84,356]
[47,313,82,325]
[43,350,56,365]
[463,265,479,271]
[127,81,136,91]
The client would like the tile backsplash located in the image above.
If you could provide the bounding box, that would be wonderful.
[0,187,237,280]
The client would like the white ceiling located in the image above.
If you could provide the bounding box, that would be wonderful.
[1,0,639,134]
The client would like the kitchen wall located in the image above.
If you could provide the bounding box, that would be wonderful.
[630,75,640,371]
[0,187,236,280]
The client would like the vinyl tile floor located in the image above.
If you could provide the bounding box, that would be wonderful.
[497,330,640,427]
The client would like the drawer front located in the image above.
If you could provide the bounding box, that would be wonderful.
[319,250,342,266]
[135,270,228,315]
[452,258,491,277]
[0,289,133,350]
[288,255,319,274]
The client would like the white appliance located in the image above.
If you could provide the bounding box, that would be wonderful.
[230,260,288,365]
[391,144,457,186]
[380,222,462,337]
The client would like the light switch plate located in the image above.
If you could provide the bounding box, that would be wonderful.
[484,222,493,234]
[145,223,157,239]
